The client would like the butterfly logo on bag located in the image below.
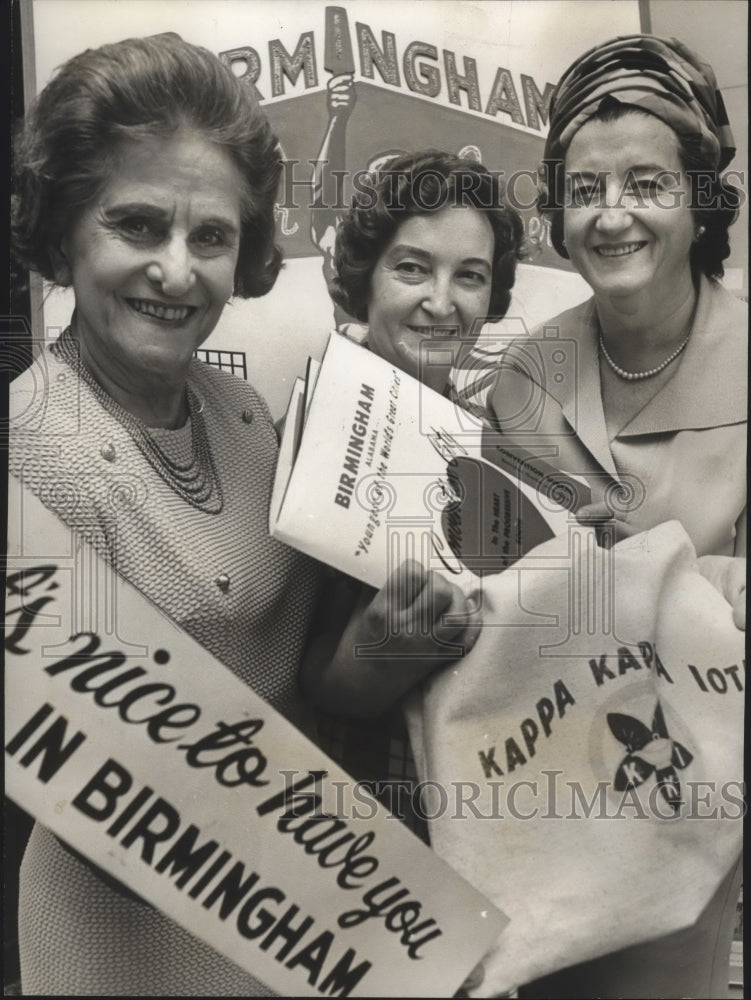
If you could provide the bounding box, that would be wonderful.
[607,701,694,814]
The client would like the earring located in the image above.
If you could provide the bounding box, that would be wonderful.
[695,225,706,240]
[562,239,567,248]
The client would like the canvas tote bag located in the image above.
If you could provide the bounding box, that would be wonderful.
[405,521,744,997]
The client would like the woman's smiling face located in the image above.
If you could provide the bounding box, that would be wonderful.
[562,112,696,305]
[367,205,494,392]
[59,129,244,391]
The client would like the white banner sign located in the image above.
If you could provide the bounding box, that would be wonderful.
[5,485,507,998]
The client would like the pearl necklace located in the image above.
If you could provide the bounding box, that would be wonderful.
[598,333,690,381]
[54,328,224,514]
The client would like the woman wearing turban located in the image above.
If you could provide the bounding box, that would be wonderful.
[457,34,745,998]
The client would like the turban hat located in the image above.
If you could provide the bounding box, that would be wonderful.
[544,34,735,171]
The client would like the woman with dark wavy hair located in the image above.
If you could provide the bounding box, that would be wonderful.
[331,150,525,394]
[9,32,320,996]
[302,151,524,851]
[310,153,525,718]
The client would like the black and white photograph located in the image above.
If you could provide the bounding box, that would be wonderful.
[5,1,746,996]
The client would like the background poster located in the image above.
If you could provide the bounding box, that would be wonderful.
[26,1,749,418]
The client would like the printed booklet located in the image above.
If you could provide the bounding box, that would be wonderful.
[271,332,591,591]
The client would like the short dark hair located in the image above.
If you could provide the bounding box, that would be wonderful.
[12,32,282,298]
[537,103,740,280]
[332,150,525,323]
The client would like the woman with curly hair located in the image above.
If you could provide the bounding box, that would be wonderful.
[330,149,525,396]
[303,154,527,724]
[306,152,524,717]
[304,151,525,849]
[9,31,325,997]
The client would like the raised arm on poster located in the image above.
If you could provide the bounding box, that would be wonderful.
[5,483,508,999]
[270,331,590,591]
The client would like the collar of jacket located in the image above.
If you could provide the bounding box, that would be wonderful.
[555,275,747,468]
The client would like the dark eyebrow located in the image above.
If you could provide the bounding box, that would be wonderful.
[459,257,492,269]
[627,164,679,175]
[629,163,675,174]
[388,244,492,268]
[200,216,240,236]
[568,164,673,179]
[104,201,169,218]
[388,243,431,259]
[103,202,240,235]
[566,171,606,181]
